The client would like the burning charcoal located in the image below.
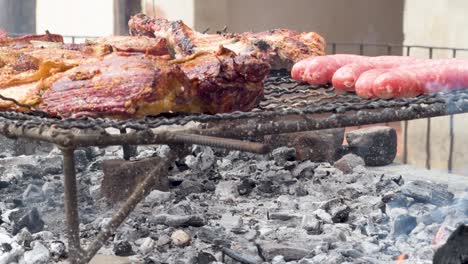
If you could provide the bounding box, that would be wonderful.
[22,184,45,204]
[433,224,468,264]
[333,154,365,174]
[257,180,279,194]
[272,147,296,166]
[269,212,297,221]
[393,214,417,237]
[340,248,364,259]
[237,178,256,196]
[301,215,323,234]
[177,180,205,197]
[359,241,381,255]
[0,233,12,245]
[291,161,317,179]
[17,164,43,179]
[320,198,351,223]
[171,230,191,247]
[196,227,228,246]
[38,155,63,175]
[0,181,9,189]
[101,157,170,203]
[400,180,454,206]
[74,149,90,171]
[293,185,309,197]
[382,192,412,208]
[258,242,310,261]
[219,213,243,231]
[1,243,12,252]
[137,237,155,255]
[49,240,66,260]
[23,241,50,264]
[144,190,173,205]
[113,240,135,256]
[194,252,217,264]
[12,138,53,156]
[271,255,286,264]
[185,145,215,171]
[346,126,397,166]
[265,129,345,162]
[313,209,333,224]
[13,228,33,248]
[420,208,446,226]
[150,214,206,227]
[156,234,172,247]
[11,207,44,235]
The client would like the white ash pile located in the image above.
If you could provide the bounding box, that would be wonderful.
[0,127,466,264]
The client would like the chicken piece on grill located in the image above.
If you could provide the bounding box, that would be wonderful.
[39,48,269,118]
[128,13,325,70]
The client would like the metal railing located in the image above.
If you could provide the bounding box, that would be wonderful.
[328,42,465,173]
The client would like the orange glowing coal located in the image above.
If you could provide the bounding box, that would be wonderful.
[433,226,446,247]
[396,253,408,264]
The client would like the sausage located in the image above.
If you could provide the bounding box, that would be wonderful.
[355,69,390,99]
[299,54,367,85]
[372,60,468,99]
[291,57,315,81]
[332,56,426,92]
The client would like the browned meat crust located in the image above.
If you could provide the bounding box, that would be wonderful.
[39,49,269,118]
[128,13,325,70]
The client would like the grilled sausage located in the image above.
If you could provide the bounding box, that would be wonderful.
[294,54,366,85]
[332,56,426,92]
[355,69,390,99]
[372,60,468,99]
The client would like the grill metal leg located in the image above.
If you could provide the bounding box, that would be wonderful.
[61,147,83,264]
[120,128,137,160]
[80,156,170,263]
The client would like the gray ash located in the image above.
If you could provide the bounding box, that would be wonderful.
[0,136,467,264]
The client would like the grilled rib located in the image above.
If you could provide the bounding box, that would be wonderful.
[128,13,325,70]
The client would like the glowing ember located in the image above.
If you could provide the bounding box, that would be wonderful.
[395,253,408,264]
[433,226,446,248]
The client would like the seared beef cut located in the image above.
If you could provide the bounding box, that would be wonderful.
[39,48,269,118]
[128,13,325,70]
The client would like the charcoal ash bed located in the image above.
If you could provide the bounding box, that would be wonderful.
[1,69,468,263]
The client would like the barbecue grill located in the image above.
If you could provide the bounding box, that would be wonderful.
[1,41,468,264]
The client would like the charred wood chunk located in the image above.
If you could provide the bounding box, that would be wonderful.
[258,242,311,262]
[333,153,365,174]
[433,224,468,264]
[101,157,169,203]
[11,207,44,235]
[346,126,397,166]
[265,128,345,163]
[400,180,454,206]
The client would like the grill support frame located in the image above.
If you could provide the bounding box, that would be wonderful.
[0,41,467,263]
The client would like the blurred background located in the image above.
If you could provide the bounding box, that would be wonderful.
[1,0,468,174]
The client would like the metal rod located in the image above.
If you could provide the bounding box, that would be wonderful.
[81,157,170,263]
[425,48,433,170]
[188,102,468,139]
[403,46,411,164]
[120,128,137,160]
[65,131,269,154]
[426,118,431,170]
[61,147,82,264]
[221,247,259,264]
[332,43,337,54]
[448,114,454,173]
[403,120,409,164]
[359,43,364,55]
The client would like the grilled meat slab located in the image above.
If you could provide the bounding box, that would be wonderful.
[128,13,325,70]
[89,35,170,56]
[39,49,269,118]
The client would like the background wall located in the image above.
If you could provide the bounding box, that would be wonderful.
[36,0,114,38]
[403,0,468,174]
